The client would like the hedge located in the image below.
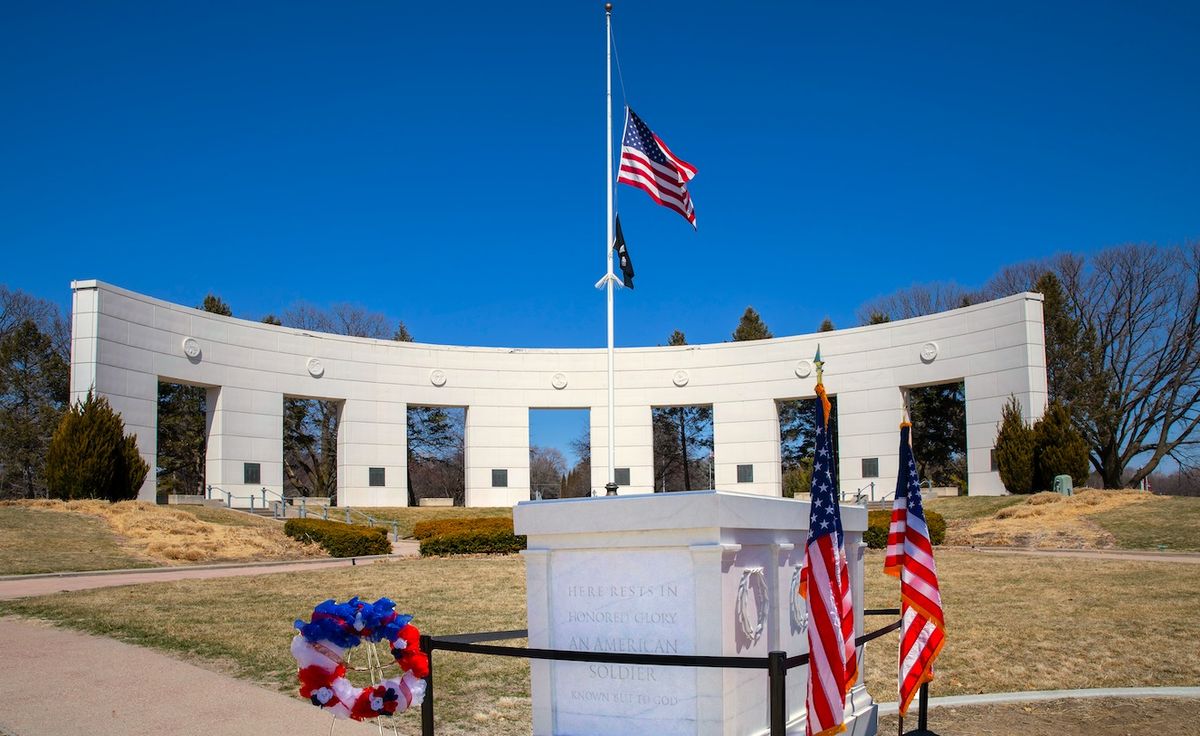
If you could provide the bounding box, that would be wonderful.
[418,520,526,557]
[863,508,946,549]
[412,517,514,540]
[284,518,390,557]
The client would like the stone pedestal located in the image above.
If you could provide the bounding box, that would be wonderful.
[514,490,876,736]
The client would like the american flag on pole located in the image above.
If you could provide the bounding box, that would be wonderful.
[799,380,858,736]
[883,423,946,716]
[617,107,697,228]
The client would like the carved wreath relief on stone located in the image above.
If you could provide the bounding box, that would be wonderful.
[735,568,769,646]
[790,565,809,633]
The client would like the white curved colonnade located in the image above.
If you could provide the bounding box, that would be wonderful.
[69,281,1048,506]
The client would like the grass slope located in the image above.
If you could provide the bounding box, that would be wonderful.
[0,506,151,575]
[2,549,1197,735]
[347,507,513,539]
[1088,495,1200,552]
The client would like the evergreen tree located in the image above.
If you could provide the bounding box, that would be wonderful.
[1033,402,1091,489]
[46,390,149,500]
[0,320,68,498]
[201,294,232,316]
[995,396,1035,493]
[732,307,773,341]
[818,317,835,332]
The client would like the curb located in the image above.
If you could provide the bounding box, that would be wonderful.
[0,554,404,582]
[876,686,1200,716]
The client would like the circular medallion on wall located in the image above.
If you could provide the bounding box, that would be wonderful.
[794,359,814,378]
[306,358,325,378]
[430,369,447,387]
[181,337,202,361]
[551,372,568,390]
[672,369,689,387]
[920,341,940,363]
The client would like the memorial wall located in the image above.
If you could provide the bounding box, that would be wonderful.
[69,280,1048,505]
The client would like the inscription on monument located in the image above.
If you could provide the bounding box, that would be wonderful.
[550,549,697,735]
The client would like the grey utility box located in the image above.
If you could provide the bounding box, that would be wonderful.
[1053,474,1074,496]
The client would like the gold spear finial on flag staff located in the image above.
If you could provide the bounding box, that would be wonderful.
[814,345,831,427]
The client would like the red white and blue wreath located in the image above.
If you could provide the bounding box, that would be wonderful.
[291,597,429,720]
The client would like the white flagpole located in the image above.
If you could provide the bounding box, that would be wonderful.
[604,2,618,495]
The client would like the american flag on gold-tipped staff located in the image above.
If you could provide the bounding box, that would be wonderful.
[617,107,698,228]
[799,349,858,736]
[883,422,946,717]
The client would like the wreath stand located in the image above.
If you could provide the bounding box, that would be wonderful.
[327,639,401,736]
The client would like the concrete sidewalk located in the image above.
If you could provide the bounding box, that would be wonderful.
[0,617,389,736]
[0,543,419,601]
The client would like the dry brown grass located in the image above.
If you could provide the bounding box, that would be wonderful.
[862,548,1200,700]
[878,697,1200,736]
[2,549,1197,735]
[945,489,1154,548]
[3,500,324,565]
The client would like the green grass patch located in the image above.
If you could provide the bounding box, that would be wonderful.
[346,507,513,539]
[1089,495,1200,552]
[926,495,1025,520]
[0,506,151,575]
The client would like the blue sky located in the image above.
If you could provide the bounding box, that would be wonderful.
[3,2,1198,459]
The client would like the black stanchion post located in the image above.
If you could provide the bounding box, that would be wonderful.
[767,651,786,736]
[918,682,929,732]
[420,635,435,736]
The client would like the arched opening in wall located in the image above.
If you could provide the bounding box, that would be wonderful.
[156,380,210,503]
[529,408,591,500]
[283,397,340,503]
[904,381,967,495]
[776,395,840,500]
[651,404,714,492]
[407,406,465,506]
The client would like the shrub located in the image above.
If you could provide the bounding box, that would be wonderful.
[419,530,526,556]
[995,396,1035,494]
[418,519,526,556]
[1032,402,1090,490]
[45,390,149,501]
[864,508,945,549]
[412,517,514,540]
[284,518,390,557]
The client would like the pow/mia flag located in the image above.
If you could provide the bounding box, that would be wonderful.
[613,215,634,289]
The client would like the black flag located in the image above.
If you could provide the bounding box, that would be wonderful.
[613,215,635,289]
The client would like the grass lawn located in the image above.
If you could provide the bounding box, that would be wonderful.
[0,501,323,571]
[347,506,513,539]
[878,697,1200,736]
[0,506,152,575]
[1088,495,1200,552]
[2,549,1197,735]
[926,495,1025,521]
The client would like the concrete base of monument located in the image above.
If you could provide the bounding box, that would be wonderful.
[514,490,877,736]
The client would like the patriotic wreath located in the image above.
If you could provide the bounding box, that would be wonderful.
[291,597,429,721]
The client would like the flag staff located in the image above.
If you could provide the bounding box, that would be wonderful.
[603,2,618,495]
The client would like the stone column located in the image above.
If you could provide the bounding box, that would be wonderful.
[337,399,408,507]
[711,399,780,495]
[205,386,283,507]
[464,405,529,506]
[590,404,653,495]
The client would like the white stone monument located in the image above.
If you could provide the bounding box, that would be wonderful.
[514,490,877,736]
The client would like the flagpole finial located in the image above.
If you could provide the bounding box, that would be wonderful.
[605,2,612,12]
[814,344,824,386]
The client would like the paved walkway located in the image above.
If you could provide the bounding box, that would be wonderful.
[0,544,419,601]
[0,617,386,735]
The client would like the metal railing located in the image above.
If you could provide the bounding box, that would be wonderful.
[204,487,403,541]
[417,608,905,736]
